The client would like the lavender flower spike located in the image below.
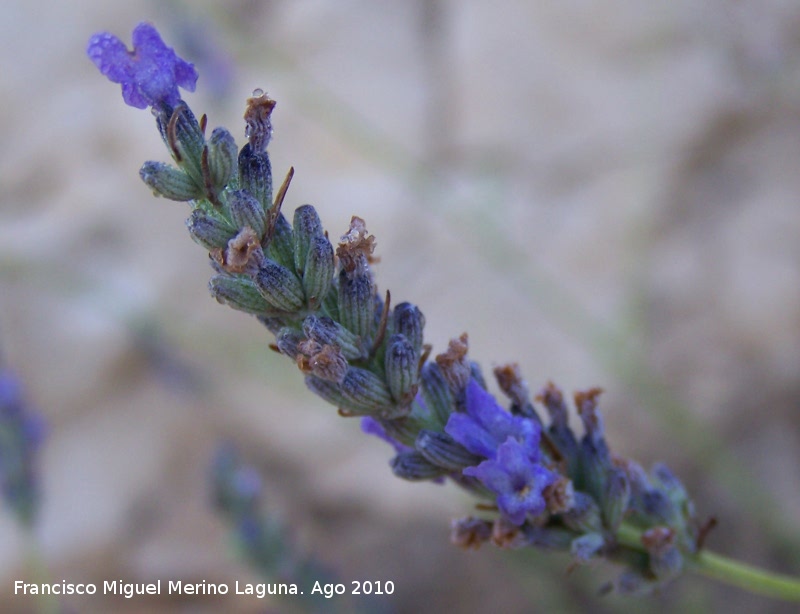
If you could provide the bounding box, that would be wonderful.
[0,369,46,528]
[87,22,198,109]
[93,21,800,599]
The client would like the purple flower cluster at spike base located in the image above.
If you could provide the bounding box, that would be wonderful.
[445,380,557,525]
[0,369,46,528]
[87,22,198,109]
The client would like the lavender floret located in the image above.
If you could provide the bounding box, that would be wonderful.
[444,379,538,460]
[464,438,557,525]
[87,22,198,109]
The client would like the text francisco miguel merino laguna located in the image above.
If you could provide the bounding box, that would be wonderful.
[15,580,306,599]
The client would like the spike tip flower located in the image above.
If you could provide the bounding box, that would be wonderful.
[87,22,198,110]
[87,23,800,601]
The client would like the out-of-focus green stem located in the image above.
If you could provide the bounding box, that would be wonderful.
[616,523,800,601]
[689,549,800,601]
[24,530,59,614]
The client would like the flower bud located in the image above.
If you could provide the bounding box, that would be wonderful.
[292,205,324,275]
[575,387,609,465]
[371,292,386,344]
[302,235,334,310]
[205,127,237,193]
[392,302,425,356]
[338,271,374,340]
[619,460,663,523]
[186,209,238,249]
[312,280,334,318]
[571,533,606,565]
[390,451,446,481]
[651,462,691,509]
[620,458,652,497]
[254,260,305,312]
[162,104,205,184]
[302,315,362,360]
[435,334,471,400]
[381,413,422,447]
[139,161,201,201]
[419,361,453,427]
[275,327,303,359]
[538,382,579,476]
[641,489,678,525]
[601,467,630,531]
[415,429,480,471]
[579,437,612,506]
[561,491,603,534]
[266,214,295,268]
[651,549,684,583]
[228,190,267,237]
[576,390,612,503]
[305,375,350,410]
[238,143,272,211]
[642,527,683,581]
[209,274,275,315]
[340,367,394,414]
[384,334,418,406]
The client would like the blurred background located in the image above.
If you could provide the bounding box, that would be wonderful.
[1,0,800,612]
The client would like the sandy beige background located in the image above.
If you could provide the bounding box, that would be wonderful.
[1,1,799,612]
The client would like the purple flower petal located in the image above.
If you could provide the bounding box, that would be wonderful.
[86,32,132,81]
[445,379,541,461]
[464,438,557,525]
[444,412,498,458]
[87,22,198,109]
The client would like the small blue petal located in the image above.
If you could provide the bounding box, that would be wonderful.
[444,412,499,459]
[445,379,542,462]
[464,438,557,525]
[87,22,198,109]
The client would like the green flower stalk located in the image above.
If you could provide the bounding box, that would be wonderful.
[87,22,800,601]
